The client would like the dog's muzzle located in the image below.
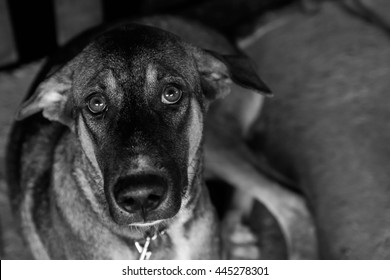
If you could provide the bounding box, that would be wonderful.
[108,172,181,225]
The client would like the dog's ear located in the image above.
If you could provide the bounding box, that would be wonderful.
[16,65,73,127]
[191,48,272,100]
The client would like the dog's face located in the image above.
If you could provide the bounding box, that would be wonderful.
[17,24,270,230]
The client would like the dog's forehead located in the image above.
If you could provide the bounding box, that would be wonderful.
[76,24,198,87]
[94,25,191,66]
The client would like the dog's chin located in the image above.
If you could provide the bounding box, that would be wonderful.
[106,196,181,231]
[128,219,169,235]
[108,199,181,225]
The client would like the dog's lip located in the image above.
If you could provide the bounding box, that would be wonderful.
[130,219,165,227]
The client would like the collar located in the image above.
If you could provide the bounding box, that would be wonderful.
[134,229,166,260]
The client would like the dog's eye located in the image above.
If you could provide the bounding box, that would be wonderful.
[87,94,107,114]
[161,86,182,104]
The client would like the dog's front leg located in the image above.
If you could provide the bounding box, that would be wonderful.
[205,121,317,259]
[221,208,261,260]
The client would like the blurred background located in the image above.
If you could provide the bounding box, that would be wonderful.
[0,0,298,69]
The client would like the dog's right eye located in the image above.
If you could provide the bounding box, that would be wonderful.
[161,86,182,105]
[87,94,107,114]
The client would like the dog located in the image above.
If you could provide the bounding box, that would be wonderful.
[5,16,271,259]
[246,0,390,259]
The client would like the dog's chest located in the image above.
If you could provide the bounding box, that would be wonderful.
[163,204,220,259]
[49,216,218,259]
[114,209,220,260]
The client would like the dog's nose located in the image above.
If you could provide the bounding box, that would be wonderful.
[114,175,167,214]
[116,185,165,213]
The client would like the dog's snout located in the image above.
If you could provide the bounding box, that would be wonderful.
[108,168,182,225]
[114,175,167,215]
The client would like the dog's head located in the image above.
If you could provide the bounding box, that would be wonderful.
[16,24,270,230]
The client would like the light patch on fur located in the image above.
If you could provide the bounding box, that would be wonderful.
[167,211,193,259]
[168,201,218,259]
[17,89,67,121]
[144,64,157,94]
[105,69,117,90]
[104,69,124,105]
[186,210,217,258]
[134,155,156,172]
[20,189,50,259]
[41,90,65,104]
[40,91,68,122]
[72,161,105,221]
[78,115,102,179]
[52,146,135,259]
[187,99,203,187]
[17,75,71,120]
[136,156,149,168]
[75,116,106,221]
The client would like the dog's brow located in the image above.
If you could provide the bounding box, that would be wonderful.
[106,69,118,90]
[143,63,159,99]
[145,64,158,90]
[84,68,116,90]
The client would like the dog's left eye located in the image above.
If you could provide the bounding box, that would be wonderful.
[87,94,107,114]
[161,86,182,105]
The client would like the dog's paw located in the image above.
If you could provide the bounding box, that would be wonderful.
[222,211,260,260]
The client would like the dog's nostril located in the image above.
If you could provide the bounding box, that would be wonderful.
[117,187,165,213]
[148,194,160,203]
[145,193,163,209]
[118,197,138,211]
[114,175,167,215]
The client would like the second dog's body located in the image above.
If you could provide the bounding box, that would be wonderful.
[249,2,390,259]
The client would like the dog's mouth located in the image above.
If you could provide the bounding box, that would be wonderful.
[128,219,168,237]
[106,172,182,225]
